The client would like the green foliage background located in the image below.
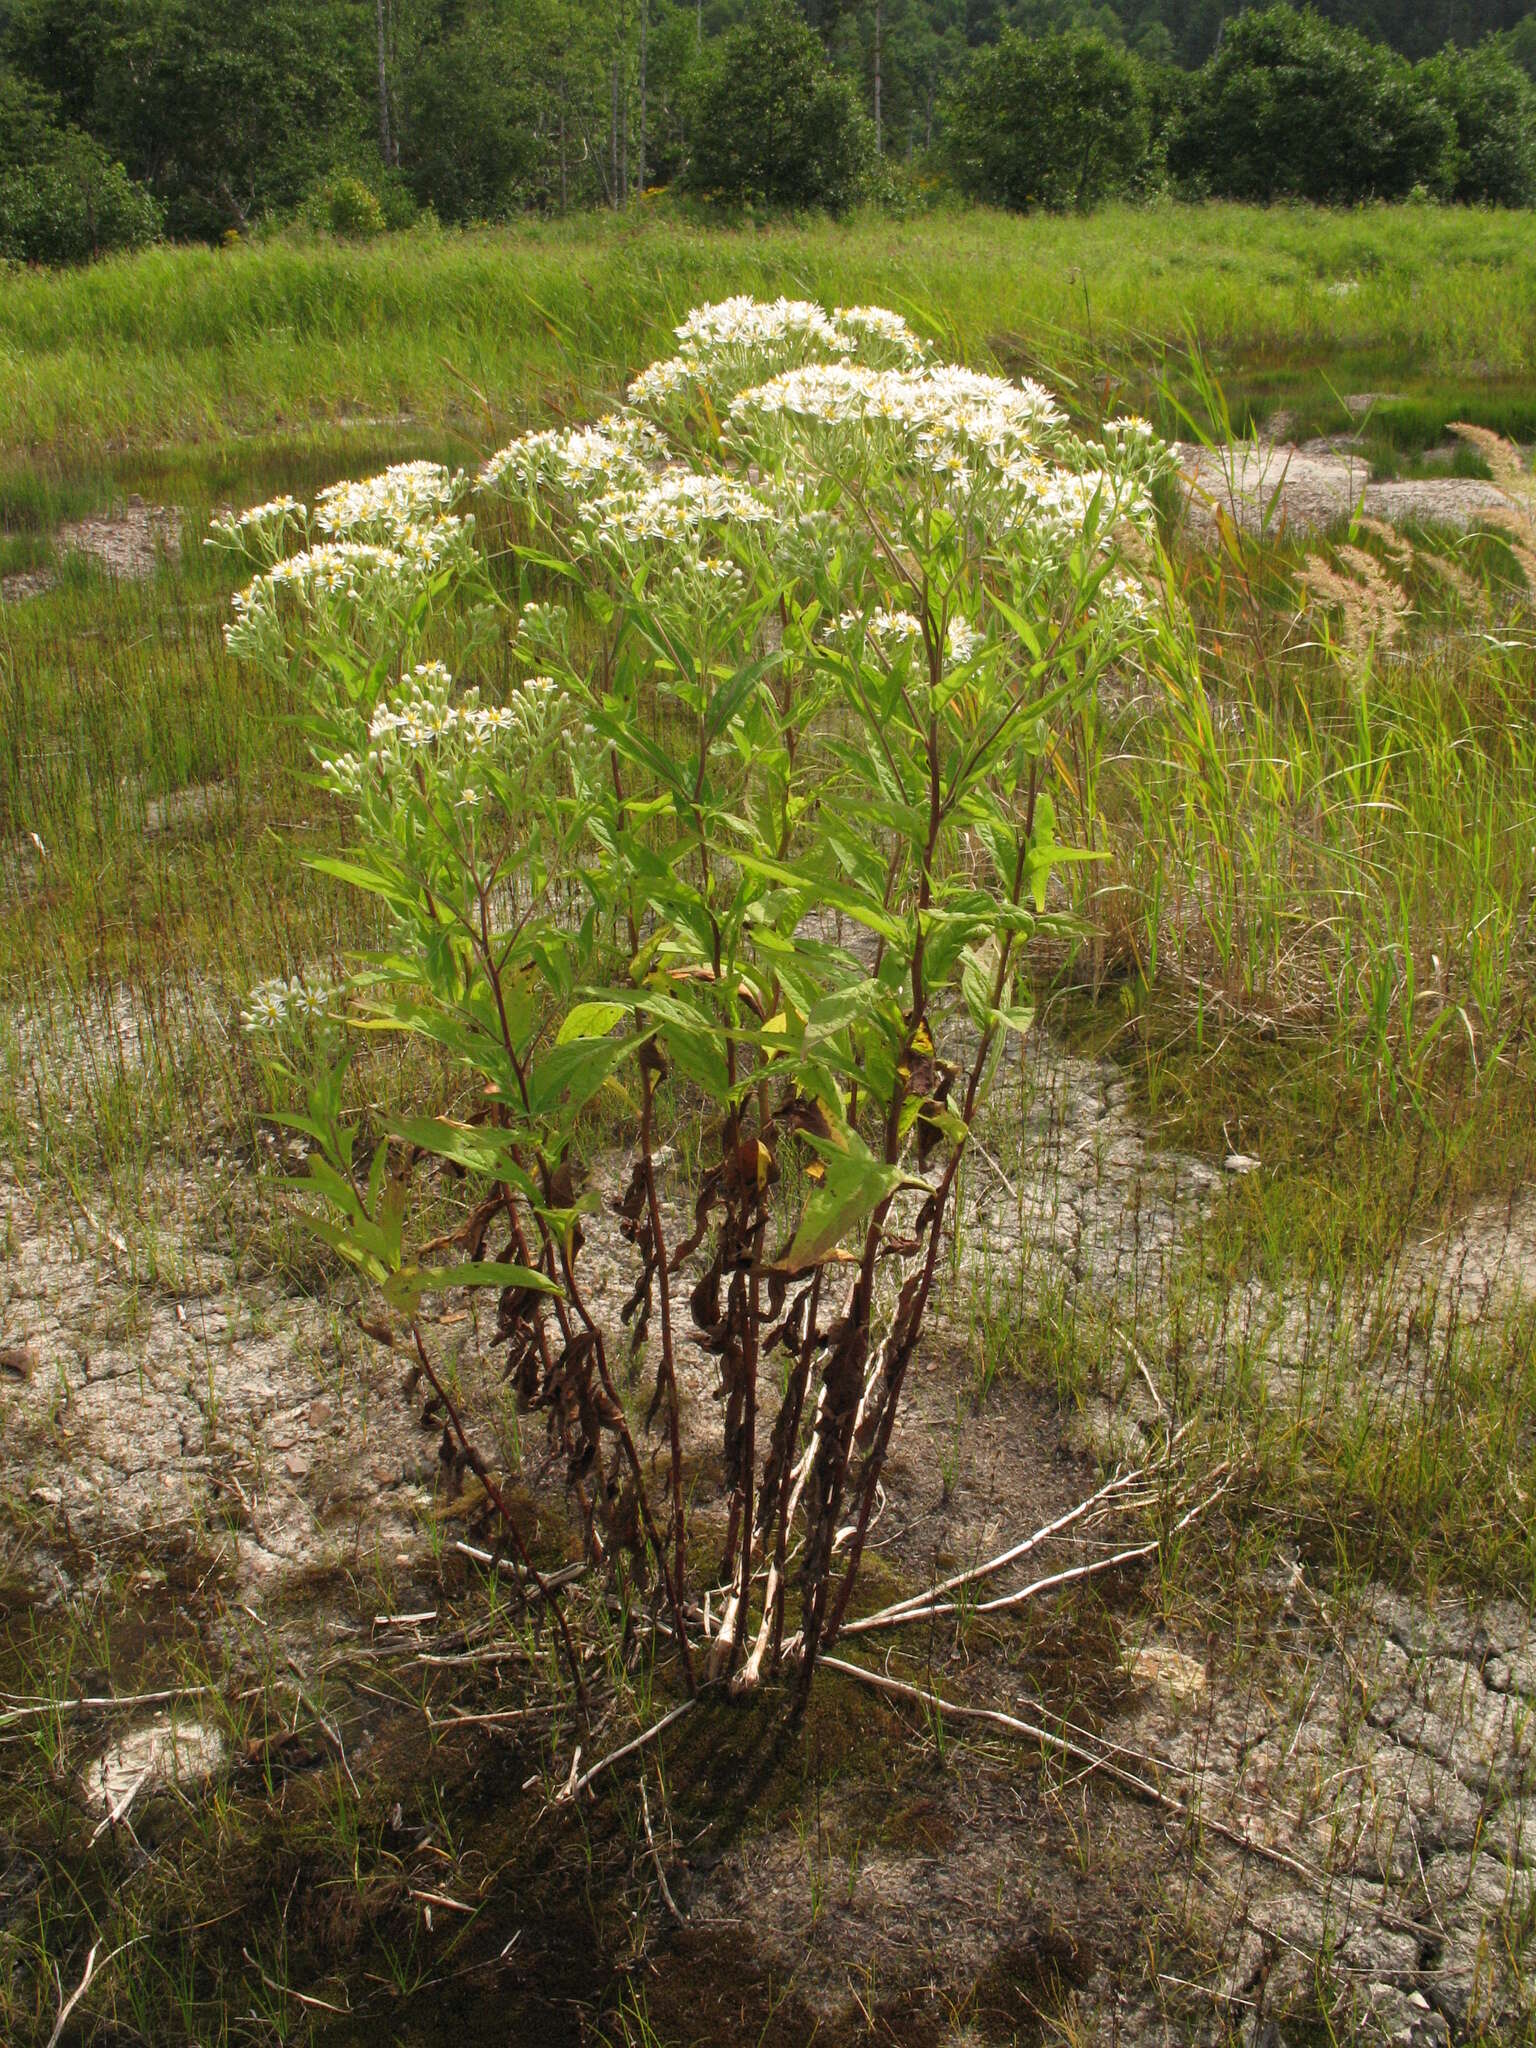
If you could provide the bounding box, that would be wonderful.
[1,0,1536,258]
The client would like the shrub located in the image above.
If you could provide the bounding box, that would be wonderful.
[683,0,873,212]
[1418,43,1536,207]
[0,129,161,264]
[1169,5,1456,205]
[213,299,1187,1702]
[304,174,387,240]
[943,30,1152,213]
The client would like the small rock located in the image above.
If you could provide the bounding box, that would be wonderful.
[82,1716,226,1818]
[1122,1644,1207,1698]
[0,1345,37,1379]
[1224,1153,1262,1174]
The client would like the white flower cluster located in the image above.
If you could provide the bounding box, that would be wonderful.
[319,667,565,810]
[726,358,1159,555]
[369,679,554,753]
[835,305,927,351]
[838,607,923,646]
[670,555,747,601]
[480,414,667,496]
[946,617,982,663]
[315,462,465,540]
[832,610,986,668]
[627,295,925,409]
[729,361,1062,444]
[1097,571,1153,623]
[1102,414,1177,484]
[241,974,339,1035]
[516,600,570,656]
[225,524,471,655]
[207,495,307,553]
[581,471,773,550]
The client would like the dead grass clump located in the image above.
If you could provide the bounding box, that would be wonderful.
[1297,544,1410,658]
[1447,422,1536,511]
[1448,423,1536,594]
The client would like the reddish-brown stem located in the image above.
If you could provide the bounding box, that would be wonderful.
[409,1321,588,1714]
[640,1060,688,1610]
[560,1252,697,1694]
[764,1267,821,1665]
[823,786,1038,1645]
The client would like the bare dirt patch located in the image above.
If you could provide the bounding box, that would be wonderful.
[0,496,182,602]
[5,1024,1536,2042]
[1176,442,1509,539]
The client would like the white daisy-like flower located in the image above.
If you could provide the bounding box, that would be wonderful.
[946,617,981,664]
[286,976,338,1021]
[241,980,289,1034]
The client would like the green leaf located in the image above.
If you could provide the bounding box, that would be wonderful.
[803,979,899,1051]
[992,1003,1035,1040]
[526,1033,636,1121]
[388,1116,537,1195]
[731,851,906,944]
[780,1135,913,1275]
[960,946,997,1029]
[704,650,779,743]
[415,1261,561,1295]
[306,854,412,911]
[556,1000,629,1044]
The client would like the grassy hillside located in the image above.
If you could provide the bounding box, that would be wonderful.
[3,203,1536,458]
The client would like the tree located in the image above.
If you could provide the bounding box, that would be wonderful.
[944,29,1151,210]
[1418,41,1536,204]
[4,0,362,238]
[398,8,543,220]
[683,0,873,209]
[0,65,162,262]
[1168,5,1456,204]
[1501,15,1536,83]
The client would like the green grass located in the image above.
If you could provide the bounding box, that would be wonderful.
[2,203,1536,459]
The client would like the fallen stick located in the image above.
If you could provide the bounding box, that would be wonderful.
[410,1887,476,1915]
[45,1942,101,2048]
[558,1697,697,1802]
[817,1655,1338,1895]
[1,1685,214,1724]
[428,1703,556,1730]
[87,1763,153,1847]
[641,1775,686,1925]
[847,1465,1154,1632]
[241,1950,350,2016]
[452,1543,587,1597]
[845,1475,1232,1636]
[840,1538,1159,1635]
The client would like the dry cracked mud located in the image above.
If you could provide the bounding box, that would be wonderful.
[3,1020,1535,2043]
[1175,442,1511,540]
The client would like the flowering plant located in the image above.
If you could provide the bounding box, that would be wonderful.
[216,297,1180,1704]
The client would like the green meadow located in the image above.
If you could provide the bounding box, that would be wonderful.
[2,207,1535,2046]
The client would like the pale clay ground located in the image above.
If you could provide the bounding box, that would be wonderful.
[1175,440,1510,540]
[0,497,183,603]
[3,1017,1535,2044]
